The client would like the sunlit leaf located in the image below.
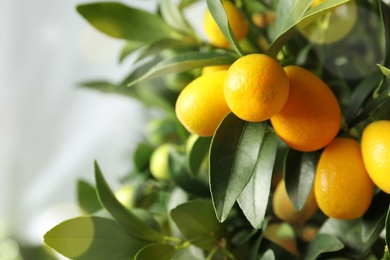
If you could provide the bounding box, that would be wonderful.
[378,64,390,78]
[44,217,148,260]
[260,249,275,260]
[210,113,266,222]
[127,51,236,87]
[160,0,194,35]
[284,149,318,210]
[135,244,176,260]
[304,233,344,260]
[268,0,352,58]
[77,179,102,215]
[119,41,144,62]
[77,2,177,42]
[272,0,312,39]
[94,162,163,242]
[205,0,245,56]
[237,132,278,229]
[171,200,224,250]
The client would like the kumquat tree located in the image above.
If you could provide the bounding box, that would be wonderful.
[43,0,390,259]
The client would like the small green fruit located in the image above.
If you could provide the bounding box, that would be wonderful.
[150,144,171,180]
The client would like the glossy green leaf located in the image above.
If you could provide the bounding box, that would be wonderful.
[94,162,163,242]
[160,0,194,35]
[284,149,318,210]
[304,233,344,260]
[77,179,102,215]
[77,2,177,42]
[80,80,136,98]
[386,204,390,253]
[210,113,266,222]
[187,136,212,176]
[168,147,210,197]
[260,249,275,260]
[44,217,147,260]
[345,70,384,125]
[273,0,312,39]
[378,64,390,78]
[171,200,224,250]
[268,0,352,58]
[205,0,244,56]
[127,51,237,87]
[135,244,176,260]
[237,132,278,229]
[363,192,390,242]
[319,218,382,259]
[133,143,154,173]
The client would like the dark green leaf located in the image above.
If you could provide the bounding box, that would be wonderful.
[205,0,244,56]
[345,70,384,125]
[134,143,154,173]
[378,64,390,78]
[168,147,210,197]
[363,192,390,242]
[268,0,352,58]
[160,0,194,35]
[379,1,390,67]
[127,51,237,87]
[273,0,312,39]
[237,132,278,229]
[76,2,177,42]
[210,113,266,222]
[386,204,390,252]
[187,136,212,176]
[77,179,102,215]
[171,200,224,250]
[44,217,148,260]
[284,149,318,211]
[135,244,176,260]
[94,162,163,242]
[304,233,344,260]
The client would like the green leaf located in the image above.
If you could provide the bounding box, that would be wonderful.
[76,2,177,42]
[268,0,352,58]
[363,192,390,243]
[135,37,197,62]
[237,132,278,229]
[283,149,318,210]
[345,70,384,125]
[205,0,244,56]
[119,41,144,62]
[187,136,212,176]
[209,113,266,222]
[44,217,148,260]
[273,0,312,39]
[134,143,154,173]
[127,51,237,87]
[77,179,102,215]
[171,200,224,250]
[160,0,194,35]
[260,249,275,260]
[80,80,136,98]
[168,147,210,197]
[386,204,390,252]
[378,64,390,78]
[304,233,344,260]
[94,162,163,242]
[135,244,176,260]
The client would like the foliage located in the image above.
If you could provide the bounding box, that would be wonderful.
[43,0,390,259]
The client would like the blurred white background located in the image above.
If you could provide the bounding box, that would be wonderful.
[0,0,166,246]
